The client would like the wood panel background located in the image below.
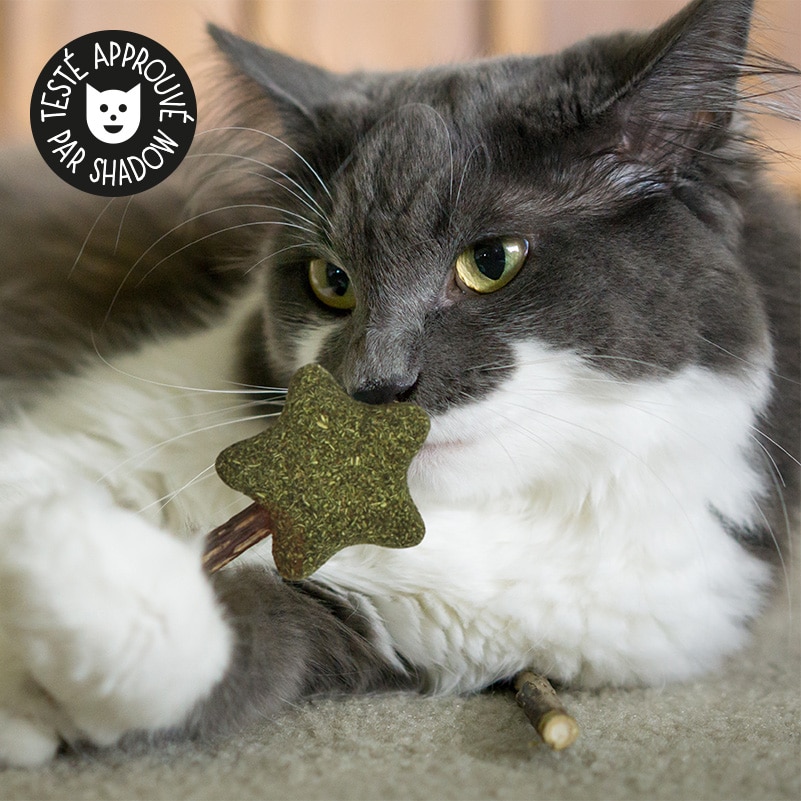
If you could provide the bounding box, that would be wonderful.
[1,0,799,180]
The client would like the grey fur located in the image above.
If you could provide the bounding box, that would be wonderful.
[0,149,248,412]
[180,567,417,742]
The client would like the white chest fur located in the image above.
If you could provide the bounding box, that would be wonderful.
[316,344,774,691]
[320,488,770,691]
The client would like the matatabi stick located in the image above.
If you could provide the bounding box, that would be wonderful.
[202,502,274,574]
[514,671,580,750]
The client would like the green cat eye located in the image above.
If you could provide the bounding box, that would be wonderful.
[454,236,529,294]
[309,258,356,310]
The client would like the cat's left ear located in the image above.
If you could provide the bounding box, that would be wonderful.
[604,0,754,167]
[208,25,345,134]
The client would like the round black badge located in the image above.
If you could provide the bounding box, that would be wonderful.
[30,31,196,196]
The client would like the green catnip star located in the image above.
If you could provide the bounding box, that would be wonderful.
[214,363,430,580]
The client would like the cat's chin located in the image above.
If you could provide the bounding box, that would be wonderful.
[408,434,525,503]
[417,439,469,459]
[408,439,471,499]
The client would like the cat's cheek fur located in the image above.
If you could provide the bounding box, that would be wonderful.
[409,342,773,517]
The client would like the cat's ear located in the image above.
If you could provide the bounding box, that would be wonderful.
[604,0,754,166]
[208,25,343,132]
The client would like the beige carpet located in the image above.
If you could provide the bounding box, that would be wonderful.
[1,559,799,801]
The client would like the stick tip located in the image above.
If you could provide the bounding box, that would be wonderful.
[538,710,580,751]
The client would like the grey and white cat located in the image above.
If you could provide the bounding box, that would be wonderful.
[0,0,798,766]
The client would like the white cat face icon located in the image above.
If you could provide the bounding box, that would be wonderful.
[86,84,141,144]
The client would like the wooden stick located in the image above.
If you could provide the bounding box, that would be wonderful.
[514,671,579,750]
[202,502,275,574]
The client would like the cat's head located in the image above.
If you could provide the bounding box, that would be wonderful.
[206,0,791,499]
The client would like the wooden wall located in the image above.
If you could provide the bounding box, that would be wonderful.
[2,0,799,179]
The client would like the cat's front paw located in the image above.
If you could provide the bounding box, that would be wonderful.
[0,489,232,766]
[0,662,66,768]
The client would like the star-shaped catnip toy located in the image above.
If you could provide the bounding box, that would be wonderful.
[206,363,430,580]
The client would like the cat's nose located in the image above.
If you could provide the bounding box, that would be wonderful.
[351,379,416,405]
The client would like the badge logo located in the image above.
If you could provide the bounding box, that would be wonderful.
[30,31,196,196]
[85,83,141,144]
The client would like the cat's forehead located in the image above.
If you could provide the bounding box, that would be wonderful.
[320,82,554,258]
[337,105,458,194]
[324,114,474,268]
[322,54,601,203]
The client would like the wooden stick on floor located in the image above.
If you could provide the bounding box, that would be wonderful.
[514,671,579,751]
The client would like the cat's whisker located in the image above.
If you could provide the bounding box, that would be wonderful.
[138,463,218,515]
[398,103,458,218]
[191,162,329,227]
[464,356,668,395]
[188,147,329,224]
[218,378,288,393]
[244,242,319,274]
[69,196,118,278]
[744,446,797,595]
[98,204,316,326]
[98,411,276,483]
[165,398,282,422]
[747,425,801,472]
[697,335,801,386]
[113,195,137,256]
[463,351,664,374]
[197,126,334,202]
[130,199,317,265]
[580,353,675,374]
[113,387,280,411]
[452,143,482,224]
[400,104,455,208]
[90,342,288,397]
[130,217,318,293]
[468,361,634,390]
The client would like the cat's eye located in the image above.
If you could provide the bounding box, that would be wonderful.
[454,236,529,294]
[309,258,356,310]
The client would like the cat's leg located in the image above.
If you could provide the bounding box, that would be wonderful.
[0,486,415,763]
[0,481,232,766]
[175,565,417,742]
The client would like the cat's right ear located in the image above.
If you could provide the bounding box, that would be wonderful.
[208,25,343,134]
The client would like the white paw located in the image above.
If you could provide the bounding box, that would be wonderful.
[0,709,60,768]
[0,488,232,766]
